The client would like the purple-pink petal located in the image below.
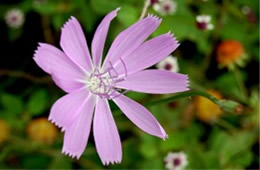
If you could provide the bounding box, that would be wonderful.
[62,95,96,159]
[102,14,161,69]
[93,98,122,165]
[113,33,179,76]
[49,88,90,130]
[91,8,120,67]
[33,43,84,93]
[113,94,167,139]
[116,70,189,94]
[60,16,93,72]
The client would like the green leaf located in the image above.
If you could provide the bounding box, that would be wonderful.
[160,131,187,151]
[117,5,138,27]
[215,72,241,99]
[27,89,48,116]
[0,93,23,115]
[208,128,257,167]
[49,156,72,169]
[231,151,254,167]
[75,0,99,32]
[90,0,120,15]
[126,91,148,101]
[140,134,158,158]
[21,154,50,169]
[32,1,56,14]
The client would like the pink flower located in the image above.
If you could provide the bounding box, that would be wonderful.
[33,8,189,165]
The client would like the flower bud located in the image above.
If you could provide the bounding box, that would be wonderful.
[27,118,58,144]
[0,119,10,144]
[216,99,243,114]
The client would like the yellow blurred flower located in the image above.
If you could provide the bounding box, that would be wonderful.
[27,118,58,144]
[194,90,223,122]
[217,40,245,67]
[0,119,10,143]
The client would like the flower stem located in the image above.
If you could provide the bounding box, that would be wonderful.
[146,90,219,107]
[114,90,242,116]
[215,118,237,134]
[145,90,242,114]
[139,0,150,20]
[231,67,248,101]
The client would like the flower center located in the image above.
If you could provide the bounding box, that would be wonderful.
[85,59,128,99]
[86,68,115,98]
[173,158,181,166]
[164,63,172,70]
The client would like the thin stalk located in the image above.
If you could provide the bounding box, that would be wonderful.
[231,67,248,101]
[146,90,219,107]
[215,119,237,134]
[113,90,220,116]
[139,0,150,20]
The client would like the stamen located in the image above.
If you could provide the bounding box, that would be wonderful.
[85,63,129,99]
[110,89,131,99]
[119,57,128,77]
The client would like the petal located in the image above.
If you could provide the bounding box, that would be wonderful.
[33,43,84,93]
[114,33,179,76]
[48,88,90,130]
[93,98,122,165]
[113,94,167,139]
[116,70,189,94]
[102,14,161,69]
[91,8,120,67]
[62,95,96,159]
[60,17,92,72]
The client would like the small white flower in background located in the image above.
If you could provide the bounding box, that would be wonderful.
[153,0,177,16]
[5,9,24,29]
[196,15,214,31]
[241,6,251,15]
[156,55,179,72]
[164,152,188,170]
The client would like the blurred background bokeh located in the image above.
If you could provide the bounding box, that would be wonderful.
[0,0,259,169]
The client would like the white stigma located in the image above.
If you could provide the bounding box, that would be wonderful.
[86,73,113,94]
[82,59,128,99]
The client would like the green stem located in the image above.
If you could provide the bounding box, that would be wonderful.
[114,90,219,116]
[146,90,219,107]
[215,119,237,134]
[139,0,150,20]
[113,90,241,116]
[231,67,248,101]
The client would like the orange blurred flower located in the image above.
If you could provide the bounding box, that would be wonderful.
[0,119,10,143]
[194,90,223,122]
[27,118,58,144]
[217,40,245,67]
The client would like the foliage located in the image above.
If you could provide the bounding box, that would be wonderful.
[0,0,259,169]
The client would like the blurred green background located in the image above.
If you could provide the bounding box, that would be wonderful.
[0,0,259,169]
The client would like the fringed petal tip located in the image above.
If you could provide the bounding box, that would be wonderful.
[162,134,169,141]
[159,125,168,140]
[183,74,190,91]
[115,7,121,12]
[62,147,80,160]
[48,116,66,132]
[147,13,162,22]
[102,158,122,166]
[147,13,162,24]
[167,31,180,47]
[61,16,77,30]
[33,42,45,58]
